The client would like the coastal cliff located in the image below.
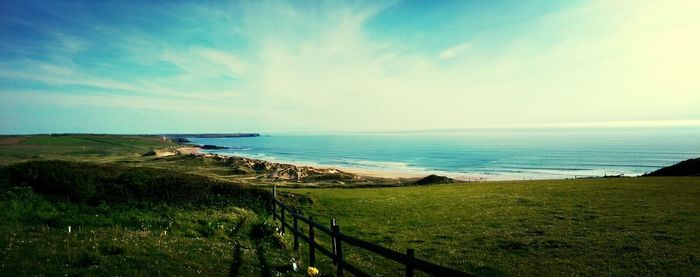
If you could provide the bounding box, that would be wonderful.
[643,157,700,176]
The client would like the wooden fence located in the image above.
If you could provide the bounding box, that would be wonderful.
[270,187,474,277]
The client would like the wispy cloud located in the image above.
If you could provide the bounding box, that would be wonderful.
[0,61,141,92]
[438,42,471,60]
[1,0,698,133]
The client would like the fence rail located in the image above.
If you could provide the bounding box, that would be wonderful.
[270,187,474,277]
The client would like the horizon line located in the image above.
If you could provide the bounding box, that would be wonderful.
[2,119,699,136]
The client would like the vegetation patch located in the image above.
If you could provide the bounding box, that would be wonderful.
[415,174,454,185]
[0,160,270,209]
[287,177,700,275]
[644,157,700,176]
[0,161,303,276]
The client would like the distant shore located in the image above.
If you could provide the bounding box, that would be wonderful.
[189,145,490,181]
[192,149,640,182]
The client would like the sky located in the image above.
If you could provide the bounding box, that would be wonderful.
[1,0,699,134]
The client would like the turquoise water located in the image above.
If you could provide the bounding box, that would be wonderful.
[189,127,700,180]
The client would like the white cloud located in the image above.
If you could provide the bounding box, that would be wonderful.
[438,42,471,60]
[187,0,697,131]
[195,48,249,77]
[159,47,249,79]
[0,61,141,92]
[2,0,698,132]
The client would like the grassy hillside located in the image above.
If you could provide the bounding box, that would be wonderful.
[0,160,270,206]
[0,135,397,188]
[0,135,174,166]
[285,178,700,276]
[645,157,700,176]
[0,161,299,276]
[2,135,698,275]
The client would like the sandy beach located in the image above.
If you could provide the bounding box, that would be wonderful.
[323,165,426,179]
[177,147,200,155]
[250,157,491,181]
[151,146,200,157]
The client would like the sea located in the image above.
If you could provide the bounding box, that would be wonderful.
[188,127,700,180]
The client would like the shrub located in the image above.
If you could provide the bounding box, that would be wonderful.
[0,160,271,211]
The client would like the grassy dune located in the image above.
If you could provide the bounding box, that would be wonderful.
[287,178,700,276]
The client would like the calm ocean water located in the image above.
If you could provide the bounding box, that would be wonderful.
[189,127,700,180]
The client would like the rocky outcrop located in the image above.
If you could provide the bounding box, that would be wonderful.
[268,165,352,181]
[194,153,358,182]
[199,144,230,150]
[170,137,191,143]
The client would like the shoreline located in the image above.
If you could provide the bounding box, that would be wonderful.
[313,163,494,181]
[194,147,500,181]
[195,150,643,181]
[187,145,646,182]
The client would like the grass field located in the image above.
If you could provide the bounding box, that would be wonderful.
[0,188,266,276]
[285,178,700,276]
[0,160,300,276]
[0,135,174,166]
[1,135,698,276]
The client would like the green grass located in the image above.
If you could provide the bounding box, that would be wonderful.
[0,188,297,276]
[0,161,301,276]
[284,178,700,276]
[0,135,175,166]
[2,135,699,275]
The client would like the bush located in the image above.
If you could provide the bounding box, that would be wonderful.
[250,220,277,240]
[0,160,271,211]
[98,244,125,255]
[415,174,454,185]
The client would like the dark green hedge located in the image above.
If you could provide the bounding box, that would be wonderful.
[0,160,271,210]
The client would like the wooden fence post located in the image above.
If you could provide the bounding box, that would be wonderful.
[308,216,316,267]
[293,209,299,251]
[406,248,415,277]
[332,223,344,276]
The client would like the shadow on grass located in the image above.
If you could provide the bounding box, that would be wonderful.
[247,220,294,277]
[228,242,243,277]
[252,233,295,276]
[228,220,246,277]
[254,240,272,277]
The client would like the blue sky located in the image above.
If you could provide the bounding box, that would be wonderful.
[1,0,699,134]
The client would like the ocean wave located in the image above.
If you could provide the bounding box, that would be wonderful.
[342,159,417,169]
[209,150,648,179]
[187,134,696,180]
